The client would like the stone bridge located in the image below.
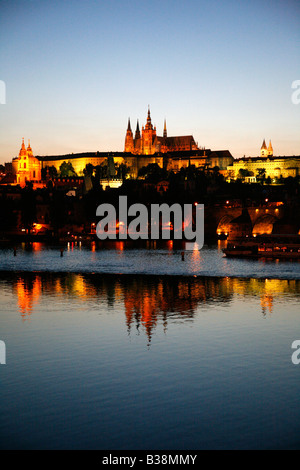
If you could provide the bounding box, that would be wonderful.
[204,204,284,239]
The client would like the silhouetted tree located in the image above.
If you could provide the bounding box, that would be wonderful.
[238,168,251,181]
[138,163,167,183]
[59,161,77,177]
[256,168,266,183]
[83,163,94,177]
[41,165,58,179]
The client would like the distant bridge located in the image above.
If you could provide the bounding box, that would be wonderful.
[205,205,285,238]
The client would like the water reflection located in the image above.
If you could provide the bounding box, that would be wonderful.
[15,276,42,321]
[2,272,299,340]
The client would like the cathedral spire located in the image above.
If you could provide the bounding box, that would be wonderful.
[147,106,151,123]
[125,117,134,153]
[163,119,167,138]
[135,119,140,140]
[145,105,153,130]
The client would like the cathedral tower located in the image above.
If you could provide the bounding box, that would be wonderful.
[261,139,273,157]
[124,118,134,153]
[141,106,157,155]
[267,140,273,156]
[134,120,142,154]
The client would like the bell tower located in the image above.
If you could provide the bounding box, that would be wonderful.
[267,140,273,156]
[261,139,268,157]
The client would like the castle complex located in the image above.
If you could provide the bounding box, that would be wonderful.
[2,109,300,188]
[7,108,233,186]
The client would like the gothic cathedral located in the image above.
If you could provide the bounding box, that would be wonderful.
[124,107,199,155]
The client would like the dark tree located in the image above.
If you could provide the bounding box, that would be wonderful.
[59,161,77,177]
[41,165,58,179]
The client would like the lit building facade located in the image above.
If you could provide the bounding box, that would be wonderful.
[166,150,233,174]
[36,152,163,179]
[15,139,42,187]
[10,133,299,187]
[227,140,300,181]
[37,149,232,179]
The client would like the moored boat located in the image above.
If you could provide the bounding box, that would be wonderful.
[223,234,300,259]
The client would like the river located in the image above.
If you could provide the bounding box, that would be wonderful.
[0,243,299,449]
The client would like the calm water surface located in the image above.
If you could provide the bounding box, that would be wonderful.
[0,241,300,278]
[0,244,300,449]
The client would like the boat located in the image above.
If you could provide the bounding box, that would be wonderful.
[223,234,300,259]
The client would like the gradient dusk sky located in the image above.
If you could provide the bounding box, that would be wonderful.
[0,0,299,164]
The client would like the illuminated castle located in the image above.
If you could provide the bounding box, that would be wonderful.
[227,140,300,180]
[6,111,233,185]
[124,107,199,155]
[16,138,42,187]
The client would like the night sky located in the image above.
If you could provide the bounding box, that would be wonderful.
[0,0,299,163]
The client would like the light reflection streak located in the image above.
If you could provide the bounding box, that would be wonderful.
[7,273,300,340]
